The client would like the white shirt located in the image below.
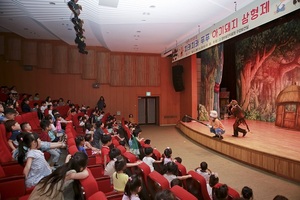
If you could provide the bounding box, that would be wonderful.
[142,156,155,172]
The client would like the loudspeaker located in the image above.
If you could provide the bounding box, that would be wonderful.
[172,65,184,92]
[182,115,192,122]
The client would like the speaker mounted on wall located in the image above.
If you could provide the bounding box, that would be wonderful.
[172,65,184,92]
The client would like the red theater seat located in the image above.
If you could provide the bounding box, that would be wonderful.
[170,185,198,200]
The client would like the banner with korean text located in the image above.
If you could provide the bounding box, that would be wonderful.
[171,0,299,62]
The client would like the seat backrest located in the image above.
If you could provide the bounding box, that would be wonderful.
[0,165,6,178]
[186,170,210,200]
[15,115,24,124]
[68,145,79,155]
[80,168,99,199]
[116,145,126,154]
[214,183,240,200]
[0,124,14,163]
[123,151,138,163]
[137,162,151,186]
[147,171,170,198]
[176,162,187,176]
[88,191,107,200]
[170,185,198,200]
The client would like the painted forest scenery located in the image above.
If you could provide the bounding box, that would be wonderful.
[235,19,300,122]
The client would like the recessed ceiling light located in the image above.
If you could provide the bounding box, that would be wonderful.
[150,5,155,8]
[137,31,141,33]
[68,28,72,30]
[49,2,56,5]
[142,19,146,21]
[24,28,28,30]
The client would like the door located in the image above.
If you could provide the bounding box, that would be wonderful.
[138,97,159,125]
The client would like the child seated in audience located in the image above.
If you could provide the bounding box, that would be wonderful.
[122,174,142,200]
[75,135,87,155]
[174,157,182,164]
[273,195,288,200]
[113,155,129,192]
[163,161,192,185]
[170,178,183,187]
[4,119,21,151]
[142,147,163,172]
[0,103,4,122]
[155,190,176,200]
[163,147,173,165]
[195,161,212,183]
[213,184,228,200]
[55,114,72,139]
[129,128,144,157]
[84,134,100,155]
[18,133,52,188]
[40,101,47,114]
[101,134,112,166]
[241,186,253,200]
[28,152,89,199]
[1,107,18,122]
[207,173,219,200]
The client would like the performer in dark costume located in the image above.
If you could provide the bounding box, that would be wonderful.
[228,100,250,137]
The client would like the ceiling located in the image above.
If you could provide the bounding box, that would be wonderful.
[0,0,256,54]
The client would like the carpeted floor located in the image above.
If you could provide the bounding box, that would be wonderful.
[140,125,300,200]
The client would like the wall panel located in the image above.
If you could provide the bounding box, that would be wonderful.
[110,54,124,86]
[0,35,4,55]
[22,40,37,66]
[82,50,96,79]
[136,56,147,86]
[68,47,82,74]
[53,45,68,74]
[96,52,110,83]
[124,55,136,86]
[37,43,53,69]
[8,37,21,61]
[148,56,160,86]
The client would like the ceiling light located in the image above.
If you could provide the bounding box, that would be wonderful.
[150,5,155,8]
[49,2,56,5]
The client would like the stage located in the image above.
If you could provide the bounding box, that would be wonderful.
[176,118,300,183]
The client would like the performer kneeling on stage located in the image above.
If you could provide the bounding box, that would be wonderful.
[228,100,250,137]
[208,110,225,140]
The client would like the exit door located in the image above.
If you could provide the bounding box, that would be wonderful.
[138,97,159,125]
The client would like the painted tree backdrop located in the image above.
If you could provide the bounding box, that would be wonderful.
[200,44,224,116]
[235,19,300,122]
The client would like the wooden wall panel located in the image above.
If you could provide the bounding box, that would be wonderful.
[37,43,53,69]
[148,56,160,86]
[96,52,110,83]
[8,37,21,61]
[136,56,147,86]
[53,45,68,74]
[82,50,96,79]
[22,40,37,66]
[0,35,4,55]
[110,54,124,86]
[124,55,136,86]
[68,48,82,74]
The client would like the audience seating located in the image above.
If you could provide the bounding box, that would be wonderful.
[170,185,198,200]
[116,145,126,154]
[186,170,210,200]
[0,124,16,163]
[123,151,138,163]
[136,162,152,200]
[147,170,170,198]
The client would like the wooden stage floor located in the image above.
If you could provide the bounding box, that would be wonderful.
[177,118,300,182]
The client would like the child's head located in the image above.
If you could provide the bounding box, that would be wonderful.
[18,133,40,164]
[144,139,151,145]
[164,147,172,158]
[124,174,142,196]
[210,110,218,120]
[214,184,228,200]
[20,122,32,132]
[155,190,176,200]
[114,155,127,173]
[200,161,208,171]
[144,147,153,156]
[101,134,112,145]
[45,114,53,122]
[209,173,219,187]
[109,148,121,160]
[84,134,92,142]
[170,178,183,187]
[242,186,253,200]
[85,122,94,131]
[4,120,20,132]
[75,136,85,147]
[174,157,182,164]
[40,120,51,131]
[68,152,88,172]
[165,162,178,175]
[4,108,17,120]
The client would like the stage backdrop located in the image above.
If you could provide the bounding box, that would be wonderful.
[199,44,224,116]
[235,19,300,122]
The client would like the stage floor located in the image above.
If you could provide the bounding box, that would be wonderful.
[178,118,300,182]
[183,118,300,162]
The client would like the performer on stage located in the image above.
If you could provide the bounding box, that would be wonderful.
[208,110,225,139]
[228,100,250,137]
